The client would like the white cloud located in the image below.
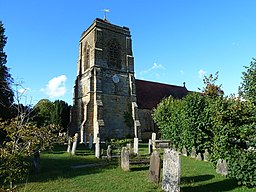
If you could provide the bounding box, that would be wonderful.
[41,75,67,98]
[198,69,206,78]
[139,62,165,76]
[180,70,184,75]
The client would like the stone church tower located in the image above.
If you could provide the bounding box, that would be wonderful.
[69,18,140,143]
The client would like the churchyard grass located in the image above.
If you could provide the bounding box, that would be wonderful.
[16,144,255,192]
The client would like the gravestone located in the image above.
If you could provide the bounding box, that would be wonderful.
[89,134,93,149]
[95,137,100,158]
[152,132,156,150]
[162,149,180,192]
[196,153,202,161]
[134,137,139,155]
[216,159,228,176]
[148,139,153,154]
[107,145,112,160]
[66,137,72,153]
[71,133,78,155]
[121,147,130,171]
[191,146,196,158]
[182,146,187,156]
[126,143,131,151]
[148,151,161,184]
[203,149,210,161]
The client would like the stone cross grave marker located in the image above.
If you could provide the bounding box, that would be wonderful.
[148,151,161,184]
[162,148,180,192]
[121,147,130,171]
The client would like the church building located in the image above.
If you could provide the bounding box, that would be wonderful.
[69,18,188,143]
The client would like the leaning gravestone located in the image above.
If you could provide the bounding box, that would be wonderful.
[71,133,78,155]
[121,147,130,171]
[191,146,196,158]
[162,149,180,192]
[148,151,161,184]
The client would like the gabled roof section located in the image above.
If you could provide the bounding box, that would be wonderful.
[135,79,189,109]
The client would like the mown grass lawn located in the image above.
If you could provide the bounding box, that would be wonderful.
[16,144,255,192]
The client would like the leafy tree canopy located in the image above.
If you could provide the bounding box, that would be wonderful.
[239,58,256,104]
[0,21,14,120]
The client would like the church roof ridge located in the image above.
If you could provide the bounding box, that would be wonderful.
[136,79,187,90]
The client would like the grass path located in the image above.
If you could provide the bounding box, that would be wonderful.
[17,144,255,192]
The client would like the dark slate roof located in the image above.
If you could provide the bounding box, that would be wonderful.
[135,79,189,109]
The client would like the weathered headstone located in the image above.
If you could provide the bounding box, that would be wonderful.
[196,153,202,161]
[203,149,210,161]
[88,134,93,149]
[148,151,161,184]
[152,132,156,150]
[162,149,180,192]
[182,146,187,156]
[148,139,153,154]
[191,146,196,158]
[71,133,78,155]
[66,137,72,153]
[126,143,131,151]
[107,145,112,160]
[95,137,100,158]
[216,159,228,176]
[134,137,139,156]
[121,147,130,171]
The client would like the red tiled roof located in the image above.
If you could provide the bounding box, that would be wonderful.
[135,79,189,109]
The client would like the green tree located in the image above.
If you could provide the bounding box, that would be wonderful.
[199,72,223,97]
[0,21,14,120]
[51,100,71,131]
[33,99,53,126]
[239,58,256,104]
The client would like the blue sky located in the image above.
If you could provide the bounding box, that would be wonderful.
[1,0,256,105]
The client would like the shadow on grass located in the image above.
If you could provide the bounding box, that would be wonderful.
[130,166,149,171]
[26,145,119,184]
[181,174,214,183]
[181,178,239,192]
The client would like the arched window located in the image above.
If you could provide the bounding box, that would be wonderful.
[83,43,90,71]
[108,39,121,69]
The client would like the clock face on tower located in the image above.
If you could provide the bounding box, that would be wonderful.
[112,74,120,84]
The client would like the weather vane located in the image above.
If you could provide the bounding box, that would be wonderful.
[103,9,110,21]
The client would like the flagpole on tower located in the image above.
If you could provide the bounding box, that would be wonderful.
[103,9,110,21]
